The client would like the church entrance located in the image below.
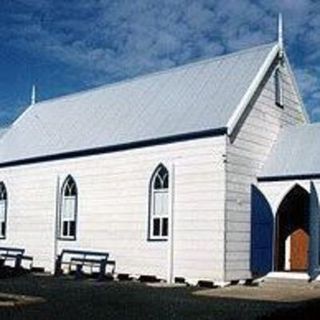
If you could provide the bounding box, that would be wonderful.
[275,185,309,272]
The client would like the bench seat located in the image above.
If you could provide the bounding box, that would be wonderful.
[0,247,33,270]
[55,249,115,280]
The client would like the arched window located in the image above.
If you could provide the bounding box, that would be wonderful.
[59,176,77,239]
[149,165,169,240]
[0,182,7,239]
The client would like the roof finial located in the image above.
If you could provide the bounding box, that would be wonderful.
[31,84,36,105]
[278,13,284,58]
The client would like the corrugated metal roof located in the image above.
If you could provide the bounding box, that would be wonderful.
[0,42,277,164]
[260,123,320,179]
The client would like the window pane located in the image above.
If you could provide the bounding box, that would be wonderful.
[162,218,168,236]
[62,197,76,220]
[163,175,168,189]
[153,166,169,190]
[64,185,69,196]
[0,201,5,221]
[153,218,160,236]
[69,221,76,237]
[154,176,162,189]
[0,184,6,200]
[159,167,167,178]
[1,222,5,237]
[154,192,168,216]
[69,183,77,196]
[64,178,77,196]
[63,221,68,236]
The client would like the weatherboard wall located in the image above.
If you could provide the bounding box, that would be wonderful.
[225,58,307,281]
[0,135,226,282]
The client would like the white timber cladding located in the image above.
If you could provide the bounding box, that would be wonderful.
[0,136,226,281]
[225,57,307,281]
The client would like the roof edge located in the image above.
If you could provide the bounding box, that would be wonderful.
[227,43,280,135]
[258,173,320,182]
[0,127,227,169]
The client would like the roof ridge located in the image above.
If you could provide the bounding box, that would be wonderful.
[30,41,277,109]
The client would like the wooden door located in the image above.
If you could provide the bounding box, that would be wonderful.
[290,228,309,271]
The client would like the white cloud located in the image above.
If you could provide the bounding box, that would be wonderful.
[295,68,320,121]
[1,0,320,120]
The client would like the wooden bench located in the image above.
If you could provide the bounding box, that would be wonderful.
[55,249,116,280]
[0,247,33,270]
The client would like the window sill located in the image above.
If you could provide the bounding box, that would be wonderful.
[57,237,76,241]
[147,237,168,242]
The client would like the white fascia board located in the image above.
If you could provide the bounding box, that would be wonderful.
[227,44,280,135]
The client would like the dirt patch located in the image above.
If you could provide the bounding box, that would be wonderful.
[0,292,45,307]
[194,284,320,303]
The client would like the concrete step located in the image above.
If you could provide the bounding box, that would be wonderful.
[262,278,310,287]
[261,272,315,288]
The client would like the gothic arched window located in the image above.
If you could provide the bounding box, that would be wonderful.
[59,176,77,239]
[0,182,7,239]
[149,165,169,240]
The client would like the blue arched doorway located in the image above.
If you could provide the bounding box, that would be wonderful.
[275,185,309,272]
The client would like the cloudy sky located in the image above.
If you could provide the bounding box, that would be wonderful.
[0,0,319,125]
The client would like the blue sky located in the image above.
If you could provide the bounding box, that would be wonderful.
[0,0,319,126]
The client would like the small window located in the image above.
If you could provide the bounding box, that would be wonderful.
[59,176,77,240]
[149,164,169,240]
[0,182,7,239]
[275,67,283,107]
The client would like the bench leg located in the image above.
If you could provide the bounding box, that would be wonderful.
[14,255,22,270]
[54,256,63,276]
[109,261,116,274]
[98,262,106,281]
[75,264,84,280]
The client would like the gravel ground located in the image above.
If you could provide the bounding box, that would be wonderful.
[0,274,319,320]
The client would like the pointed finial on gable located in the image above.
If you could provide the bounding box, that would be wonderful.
[31,85,36,105]
[278,13,284,58]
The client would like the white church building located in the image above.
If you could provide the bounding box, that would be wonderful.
[0,25,319,285]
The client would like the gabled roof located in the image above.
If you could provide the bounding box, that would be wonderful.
[0,42,279,166]
[259,123,320,180]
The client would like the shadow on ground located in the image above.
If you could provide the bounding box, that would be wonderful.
[0,274,319,320]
